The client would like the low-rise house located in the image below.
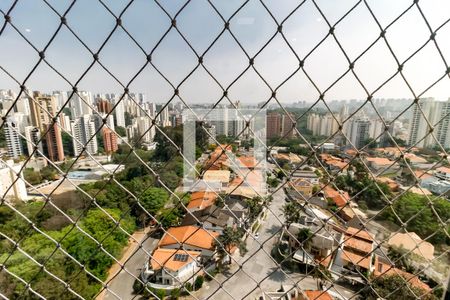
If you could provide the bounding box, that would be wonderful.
[204,145,233,170]
[141,248,201,287]
[373,255,431,293]
[376,177,399,192]
[365,157,399,173]
[288,178,313,198]
[291,170,320,185]
[323,186,350,208]
[388,232,434,261]
[203,170,231,189]
[299,290,333,300]
[320,154,349,173]
[181,205,245,231]
[332,227,374,276]
[187,191,217,211]
[435,166,450,181]
[158,225,219,258]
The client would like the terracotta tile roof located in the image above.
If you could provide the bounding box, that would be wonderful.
[187,191,217,210]
[238,156,257,168]
[373,257,431,292]
[366,157,393,166]
[344,227,374,253]
[150,248,200,272]
[158,226,219,250]
[388,232,434,261]
[413,170,432,180]
[436,166,450,174]
[323,186,349,207]
[346,227,373,242]
[376,177,399,190]
[341,250,371,270]
[404,153,427,163]
[303,290,333,300]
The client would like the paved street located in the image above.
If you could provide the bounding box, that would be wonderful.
[102,233,159,300]
[194,182,355,300]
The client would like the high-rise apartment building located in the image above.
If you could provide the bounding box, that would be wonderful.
[408,98,450,148]
[281,113,296,138]
[160,106,171,127]
[4,117,23,159]
[266,113,282,139]
[69,91,93,118]
[113,97,126,127]
[71,115,98,156]
[102,128,118,154]
[135,116,155,143]
[436,100,450,149]
[43,123,65,162]
[96,98,112,114]
[28,92,58,131]
[348,118,371,149]
[24,126,43,157]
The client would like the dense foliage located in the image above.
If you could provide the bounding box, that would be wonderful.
[382,192,450,245]
[0,142,185,298]
[364,274,436,300]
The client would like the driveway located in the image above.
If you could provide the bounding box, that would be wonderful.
[101,232,159,300]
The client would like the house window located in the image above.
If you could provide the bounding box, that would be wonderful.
[166,279,171,285]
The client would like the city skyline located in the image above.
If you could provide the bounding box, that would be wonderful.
[1,0,450,104]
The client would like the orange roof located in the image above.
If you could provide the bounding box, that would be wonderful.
[238,156,257,168]
[303,290,333,300]
[373,258,431,292]
[150,248,200,272]
[323,186,349,207]
[158,226,219,250]
[187,191,217,210]
[346,227,373,242]
[344,227,374,253]
[414,170,432,180]
[376,177,399,190]
[341,250,371,270]
[437,166,450,173]
[366,157,393,165]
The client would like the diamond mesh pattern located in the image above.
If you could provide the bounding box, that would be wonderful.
[0,0,449,299]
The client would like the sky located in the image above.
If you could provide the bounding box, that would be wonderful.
[0,0,449,105]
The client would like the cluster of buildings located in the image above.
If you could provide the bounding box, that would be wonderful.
[141,145,267,290]
[280,209,434,296]
[306,97,450,150]
[0,89,186,161]
[266,112,296,139]
[307,109,394,149]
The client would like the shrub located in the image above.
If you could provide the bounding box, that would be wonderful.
[194,275,204,290]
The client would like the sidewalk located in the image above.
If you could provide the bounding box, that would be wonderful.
[96,227,151,300]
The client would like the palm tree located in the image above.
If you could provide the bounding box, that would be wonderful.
[214,226,247,268]
[296,228,313,270]
[312,265,331,290]
[282,202,301,228]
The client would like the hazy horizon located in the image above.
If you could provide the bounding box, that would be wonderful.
[1,0,450,105]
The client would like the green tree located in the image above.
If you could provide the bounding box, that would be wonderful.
[115,126,126,137]
[365,274,436,300]
[282,202,301,227]
[194,275,204,290]
[245,197,263,222]
[140,187,169,214]
[311,265,331,290]
[23,168,43,185]
[214,226,247,266]
[61,131,74,157]
[170,288,181,299]
[382,193,450,245]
